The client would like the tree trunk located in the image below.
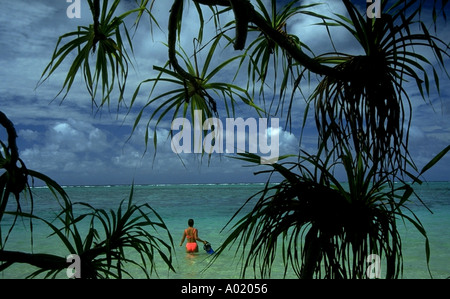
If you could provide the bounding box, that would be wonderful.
[300,226,321,279]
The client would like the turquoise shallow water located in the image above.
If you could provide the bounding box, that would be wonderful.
[1,182,449,279]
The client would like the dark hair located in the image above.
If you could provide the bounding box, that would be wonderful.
[188,219,194,227]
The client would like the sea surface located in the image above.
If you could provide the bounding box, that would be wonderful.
[1,182,449,279]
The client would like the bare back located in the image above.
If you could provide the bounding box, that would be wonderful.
[185,227,198,243]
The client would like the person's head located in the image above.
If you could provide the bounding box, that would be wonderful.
[188,219,194,227]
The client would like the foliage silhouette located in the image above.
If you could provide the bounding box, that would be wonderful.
[213,144,448,278]
[0,112,175,278]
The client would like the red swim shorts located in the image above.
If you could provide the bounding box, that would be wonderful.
[186,242,198,252]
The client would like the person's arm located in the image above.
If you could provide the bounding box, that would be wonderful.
[194,229,207,244]
[180,230,186,246]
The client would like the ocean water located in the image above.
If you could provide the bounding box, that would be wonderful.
[1,182,449,279]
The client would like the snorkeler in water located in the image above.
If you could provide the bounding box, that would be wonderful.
[180,219,207,253]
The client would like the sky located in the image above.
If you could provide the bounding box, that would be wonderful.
[0,0,449,186]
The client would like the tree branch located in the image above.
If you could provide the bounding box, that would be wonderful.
[166,0,344,115]
[168,0,218,113]
[0,111,28,200]
[168,0,199,84]
[248,9,341,78]
[189,0,341,78]
[229,0,250,50]
[0,250,67,271]
[0,111,19,164]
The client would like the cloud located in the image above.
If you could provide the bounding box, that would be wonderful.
[49,120,109,152]
[20,119,112,171]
